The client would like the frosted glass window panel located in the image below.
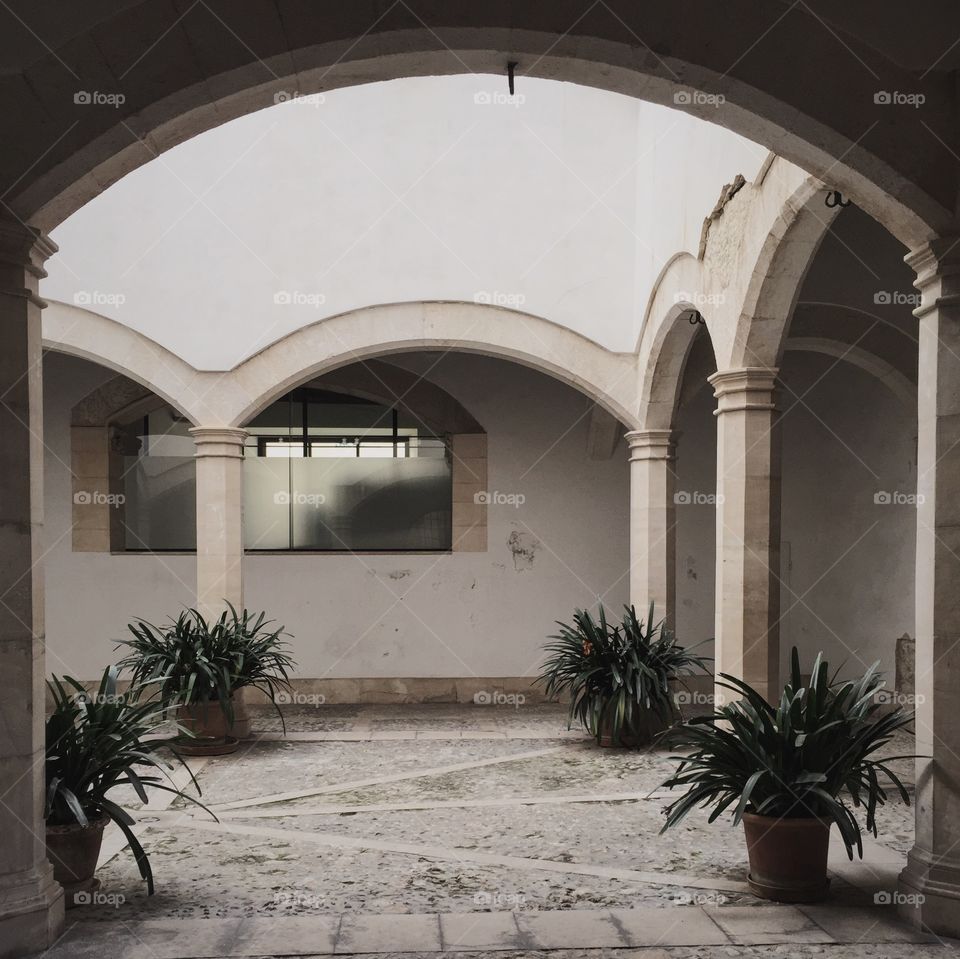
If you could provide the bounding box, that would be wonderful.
[122,456,196,550]
[243,457,293,550]
[290,456,451,550]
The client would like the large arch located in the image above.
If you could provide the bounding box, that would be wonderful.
[4,6,954,247]
[42,299,641,429]
[726,179,841,368]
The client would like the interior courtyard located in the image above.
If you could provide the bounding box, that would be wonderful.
[1,4,959,958]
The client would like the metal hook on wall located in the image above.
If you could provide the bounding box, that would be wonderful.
[824,190,851,209]
[507,61,518,96]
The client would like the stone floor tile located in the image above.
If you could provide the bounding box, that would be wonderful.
[517,908,629,948]
[439,911,523,951]
[235,916,340,955]
[50,918,244,959]
[42,922,141,959]
[703,903,835,944]
[798,903,940,943]
[334,913,442,953]
[609,906,729,946]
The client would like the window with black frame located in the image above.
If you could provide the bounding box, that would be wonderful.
[243,388,453,551]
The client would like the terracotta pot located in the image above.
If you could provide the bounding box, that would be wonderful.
[597,709,668,748]
[46,816,108,906]
[742,812,831,902]
[175,698,239,755]
[229,694,251,740]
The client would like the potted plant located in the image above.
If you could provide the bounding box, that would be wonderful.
[45,666,214,906]
[117,604,295,755]
[536,603,709,747]
[659,648,915,902]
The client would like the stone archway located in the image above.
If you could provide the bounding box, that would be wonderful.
[4,5,953,247]
[43,299,641,431]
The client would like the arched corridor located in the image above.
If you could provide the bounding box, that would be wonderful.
[1,9,959,956]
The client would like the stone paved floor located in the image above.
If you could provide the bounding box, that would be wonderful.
[42,704,956,957]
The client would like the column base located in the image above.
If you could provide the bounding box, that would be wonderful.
[898,847,960,937]
[0,865,64,958]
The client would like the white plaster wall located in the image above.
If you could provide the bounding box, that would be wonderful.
[245,352,630,677]
[778,350,916,679]
[43,351,629,680]
[42,352,197,679]
[674,382,718,653]
[43,76,766,370]
[673,351,916,682]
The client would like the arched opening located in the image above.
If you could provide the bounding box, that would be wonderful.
[45,345,633,696]
[777,204,918,687]
[673,322,720,658]
[6,8,950,245]
[3,10,957,948]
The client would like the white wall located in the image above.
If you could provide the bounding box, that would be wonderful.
[46,347,913,684]
[672,351,916,682]
[778,350,916,679]
[42,352,197,680]
[674,381,718,653]
[43,76,767,370]
[43,351,629,680]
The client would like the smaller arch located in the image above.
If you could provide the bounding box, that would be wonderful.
[44,302,209,424]
[727,176,839,369]
[637,301,718,430]
[299,358,484,435]
[784,337,916,409]
[44,299,641,431]
[229,301,640,429]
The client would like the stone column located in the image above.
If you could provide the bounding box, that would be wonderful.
[0,220,64,954]
[625,429,678,630]
[189,427,247,619]
[709,368,781,705]
[898,239,960,937]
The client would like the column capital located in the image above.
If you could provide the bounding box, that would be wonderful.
[624,428,677,460]
[0,218,57,308]
[708,367,778,414]
[906,236,960,318]
[906,236,960,283]
[189,426,248,457]
[0,218,57,273]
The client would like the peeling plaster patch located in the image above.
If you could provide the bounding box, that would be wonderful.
[388,569,412,580]
[698,173,747,260]
[507,530,540,571]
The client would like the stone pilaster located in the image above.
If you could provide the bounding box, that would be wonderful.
[190,427,247,619]
[625,429,678,630]
[709,367,781,705]
[898,238,960,937]
[0,219,64,956]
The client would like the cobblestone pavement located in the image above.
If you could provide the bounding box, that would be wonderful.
[43,704,951,958]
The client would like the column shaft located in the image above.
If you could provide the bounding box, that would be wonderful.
[190,428,247,619]
[0,220,64,956]
[899,239,960,936]
[626,429,677,630]
[710,368,781,704]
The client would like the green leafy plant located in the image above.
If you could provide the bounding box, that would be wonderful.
[659,647,915,857]
[535,603,710,745]
[116,604,295,725]
[45,666,215,893]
